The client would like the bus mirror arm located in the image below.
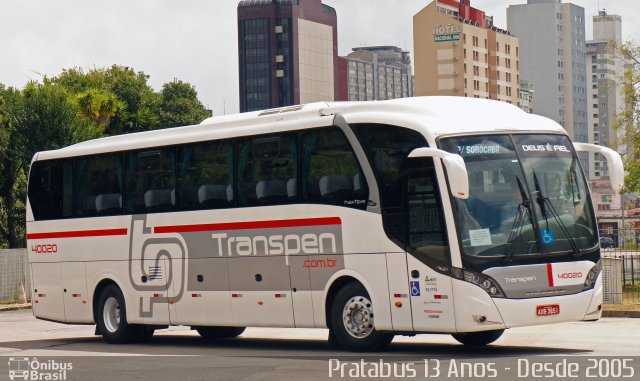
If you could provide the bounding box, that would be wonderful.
[573,143,624,193]
[408,147,469,200]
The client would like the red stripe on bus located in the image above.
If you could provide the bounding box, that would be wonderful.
[547,263,554,287]
[27,228,128,240]
[153,217,342,234]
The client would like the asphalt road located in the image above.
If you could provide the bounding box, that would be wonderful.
[0,309,639,381]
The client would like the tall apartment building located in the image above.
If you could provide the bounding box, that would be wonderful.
[587,10,624,179]
[337,46,414,101]
[586,11,627,217]
[237,0,338,112]
[507,0,589,166]
[413,0,520,106]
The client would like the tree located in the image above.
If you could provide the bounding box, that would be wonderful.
[52,65,161,134]
[159,80,211,128]
[0,82,101,247]
[0,65,209,247]
[616,42,640,193]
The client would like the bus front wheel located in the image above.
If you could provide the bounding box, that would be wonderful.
[195,326,246,340]
[330,282,393,352]
[452,329,504,346]
[97,285,142,344]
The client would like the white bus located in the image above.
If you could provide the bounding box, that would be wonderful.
[26,97,623,351]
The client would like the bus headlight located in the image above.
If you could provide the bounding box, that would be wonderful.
[583,260,602,290]
[453,267,506,298]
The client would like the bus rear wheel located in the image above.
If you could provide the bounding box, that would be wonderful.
[452,329,504,346]
[97,285,142,344]
[195,326,246,340]
[330,282,393,352]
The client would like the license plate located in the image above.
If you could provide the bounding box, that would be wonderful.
[536,304,560,316]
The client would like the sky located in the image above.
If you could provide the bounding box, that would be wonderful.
[1,0,639,116]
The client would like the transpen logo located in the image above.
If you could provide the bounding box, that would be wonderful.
[210,231,342,266]
[504,276,537,284]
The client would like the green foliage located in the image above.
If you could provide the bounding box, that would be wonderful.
[159,80,211,128]
[0,65,209,247]
[51,65,210,134]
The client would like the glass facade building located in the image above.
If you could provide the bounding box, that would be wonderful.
[238,0,338,112]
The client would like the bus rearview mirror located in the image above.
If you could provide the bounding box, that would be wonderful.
[408,147,469,200]
[573,143,624,193]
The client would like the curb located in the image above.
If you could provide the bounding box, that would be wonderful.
[602,310,640,318]
[0,303,31,312]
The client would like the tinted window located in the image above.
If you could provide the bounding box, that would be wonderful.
[178,141,233,210]
[300,127,368,210]
[351,124,428,243]
[406,158,450,268]
[75,154,123,217]
[237,134,296,206]
[28,160,73,220]
[351,124,427,209]
[125,149,175,214]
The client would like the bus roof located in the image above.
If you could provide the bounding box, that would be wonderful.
[34,96,566,162]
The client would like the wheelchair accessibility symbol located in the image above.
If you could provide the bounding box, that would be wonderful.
[541,228,555,244]
[410,281,421,297]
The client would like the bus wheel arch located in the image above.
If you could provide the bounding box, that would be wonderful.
[94,282,144,344]
[325,276,393,352]
[92,278,121,326]
[325,276,361,330]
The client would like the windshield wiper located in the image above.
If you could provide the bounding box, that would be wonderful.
[533,171,582,258]
[503,177,532,263]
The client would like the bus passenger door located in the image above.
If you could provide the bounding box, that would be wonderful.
[404,159,456,332]
[62,262,91,323]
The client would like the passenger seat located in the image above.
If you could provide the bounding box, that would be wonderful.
[95,194,122,215]
[144,189,172,212]
[256,180,287,204]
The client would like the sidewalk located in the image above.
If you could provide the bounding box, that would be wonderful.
[0,302,31,312]
[602,303,640,318]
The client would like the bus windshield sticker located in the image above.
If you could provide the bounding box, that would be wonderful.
[541,228,555,245]
[521,144,570,153]
[457,144,502,156]
[469,228,492,246]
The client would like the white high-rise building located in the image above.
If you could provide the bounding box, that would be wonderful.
[507,0,589,170]
[587,10,624,179]
[586,10,627,217]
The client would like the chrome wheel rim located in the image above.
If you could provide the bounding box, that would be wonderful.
[342,295,374,338]
[103,296,121,333]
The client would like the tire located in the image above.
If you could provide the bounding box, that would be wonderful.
[96,285,142,344]
[195,326,246,340]
[329,282,393,352]
[452,329,504,346]
[137,326,155,343]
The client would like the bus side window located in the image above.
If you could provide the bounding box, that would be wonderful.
[351,123,429,246]
[177,140,234,210]
[237,133,296,207]
[300,127,368,210]
[75,154,123,217]
[125,149,176,214]
[28,160,73,220]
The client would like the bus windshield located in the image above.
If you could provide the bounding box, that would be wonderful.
[440,134,598,258]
